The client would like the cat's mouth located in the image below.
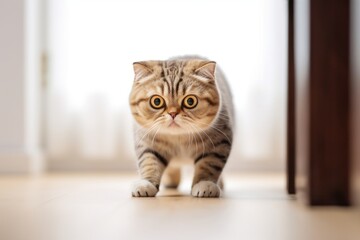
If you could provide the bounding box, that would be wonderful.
[168,121,180,128]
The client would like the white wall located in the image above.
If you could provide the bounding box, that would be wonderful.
[0,0,25,153]
[0,0,43,173]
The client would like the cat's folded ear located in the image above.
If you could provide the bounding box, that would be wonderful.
[133,61,161,82]
[194,61,216,82]
[133,62,153,82]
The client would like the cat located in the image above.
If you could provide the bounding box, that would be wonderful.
[129,56,234,198]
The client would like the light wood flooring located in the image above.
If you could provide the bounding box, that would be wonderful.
[0,172,359,240]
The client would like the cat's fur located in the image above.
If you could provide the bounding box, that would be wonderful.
[129,56,233,198]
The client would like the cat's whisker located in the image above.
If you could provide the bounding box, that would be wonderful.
[215,116,231,122]
[186,121,206,158]
[182,122,193,149]
[151,125,162,148]
[215,115,230,121]
[133,120,159,137]
[184,123,192,150]
[190,126,199,157]
[135,122,162,147]
[183,122,198,156]
[188,119,232,144]
[191,123,216,150]
[189,126,197,155]
[217,112,230,117]
[134,118,164,133]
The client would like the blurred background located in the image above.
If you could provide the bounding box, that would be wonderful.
[0,0,287,173]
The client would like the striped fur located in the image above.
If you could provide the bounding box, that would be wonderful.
[129,57,234,198]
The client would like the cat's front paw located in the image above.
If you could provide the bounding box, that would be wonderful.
[191,181,221,198]
[131,180,158,197]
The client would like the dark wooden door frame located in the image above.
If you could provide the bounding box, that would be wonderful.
[308,0,351,206]
[287,0,296,195]
[288,0,351,205]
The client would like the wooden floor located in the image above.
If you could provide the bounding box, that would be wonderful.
[0,172,359,240]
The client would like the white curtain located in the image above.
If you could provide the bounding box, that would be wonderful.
[46,0,287,171]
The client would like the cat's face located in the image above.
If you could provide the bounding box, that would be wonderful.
[129,59,220,135]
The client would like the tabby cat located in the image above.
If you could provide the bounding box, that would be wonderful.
[129,57,234,198]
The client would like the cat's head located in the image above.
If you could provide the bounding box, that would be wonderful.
[129,59,220,135]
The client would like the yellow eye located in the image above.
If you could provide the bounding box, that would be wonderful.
[183,95,198,109]
[150,95,165,109]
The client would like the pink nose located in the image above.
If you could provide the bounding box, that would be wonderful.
[169,112,178,119]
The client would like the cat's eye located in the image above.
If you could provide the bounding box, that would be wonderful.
[150,95,165,109]
[183,95,198,109]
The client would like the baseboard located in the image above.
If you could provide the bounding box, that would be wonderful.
[47,158,284,173]
[225,159,285,173]
[47,159,137,172]
[0,151,45,173]
[354,175,360,205]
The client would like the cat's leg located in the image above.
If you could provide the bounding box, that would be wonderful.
[132,150,168,197]
[162,165,181,188]
[218,175,224,190]
[191,155,227,198]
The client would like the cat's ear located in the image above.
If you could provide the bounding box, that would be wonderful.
[194,61,216,82]
[133,62,153,82]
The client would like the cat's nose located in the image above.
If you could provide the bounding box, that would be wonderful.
[169,112,178,119]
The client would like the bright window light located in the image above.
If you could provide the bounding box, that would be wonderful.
[47,0,286,168]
